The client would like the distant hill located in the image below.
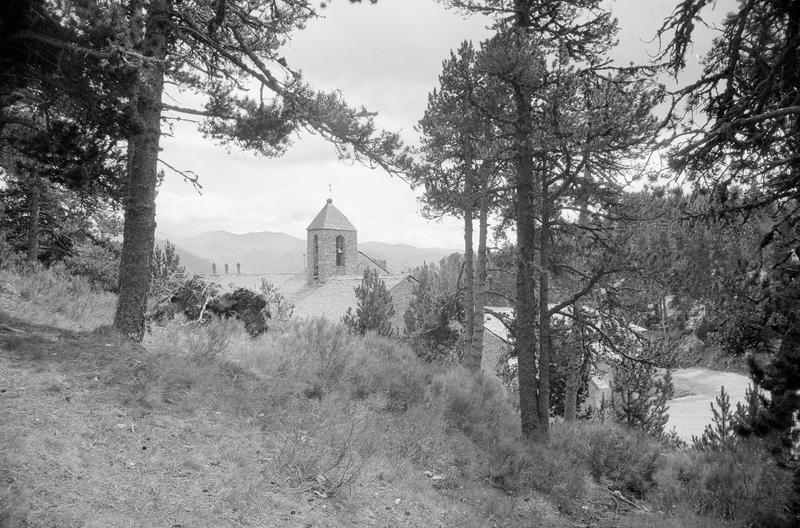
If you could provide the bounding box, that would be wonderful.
[176,231,306,274]
[156,230,457,275]
[359,242,457,273]
[154,238,213,275]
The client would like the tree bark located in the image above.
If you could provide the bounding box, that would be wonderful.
[26,175,40,262]
[462,134,478,370]
[564,200,590,420]
[513,81,541,441]
[113,0,170,340]
[471,184,489,372]
[537,173,551,430]
[563,303,584,421]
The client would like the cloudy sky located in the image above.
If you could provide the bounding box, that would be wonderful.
[156,0,734,248]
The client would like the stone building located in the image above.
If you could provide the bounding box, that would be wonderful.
[307,199,358,282]
[298,198,416,333]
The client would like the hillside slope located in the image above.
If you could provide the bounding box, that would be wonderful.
[1,268,774,528]
[0,315,569,528]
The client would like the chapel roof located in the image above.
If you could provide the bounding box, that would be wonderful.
[306,199,357,232]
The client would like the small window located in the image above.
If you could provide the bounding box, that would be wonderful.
[335,235,345,267]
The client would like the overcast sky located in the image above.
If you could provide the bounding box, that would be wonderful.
[155,0,734,248]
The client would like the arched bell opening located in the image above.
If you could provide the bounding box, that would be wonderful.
[335,235,345,267]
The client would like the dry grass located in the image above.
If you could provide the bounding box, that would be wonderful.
[1,267,789,527]
[0,265,115,331]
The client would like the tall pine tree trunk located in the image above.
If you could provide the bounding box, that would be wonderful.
[462,135,478,370]
[471,184,488,372]
[564,200,590,420]
[113,0,170,340]
[537,174,551,430]
[26,175,40,262]
[463,211,477,368]
[513,81,541,440]
[563,303,584,421]
[507,0,545,442]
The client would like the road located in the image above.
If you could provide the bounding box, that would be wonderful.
[667,367,751,440]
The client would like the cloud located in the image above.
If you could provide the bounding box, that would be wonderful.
[155,0,738,250]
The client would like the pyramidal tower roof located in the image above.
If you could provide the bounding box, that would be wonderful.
[306,199,357,232]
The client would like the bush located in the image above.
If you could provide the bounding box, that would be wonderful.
[259,279,294,321]
[64,241,120,291]
[494,443,591,512]
[549,421,663,497]
[0,231,24,270]
[347,334,430,411]
[272,395,375,497]
[428,368,519,449]
[654,440,794,526]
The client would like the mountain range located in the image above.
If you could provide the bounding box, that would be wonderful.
[155,231,457,275]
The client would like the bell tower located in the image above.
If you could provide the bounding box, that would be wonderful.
[306,199,358,282]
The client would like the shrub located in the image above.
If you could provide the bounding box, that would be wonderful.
[0,231,24,270]
[654,440,794,526]
[500,443,591,512]
[272,395,375,497]
[549,421,663,497]
[427,368,519,449]
[258,279,294,321]
[64,241,120,291]
[347,334,430,411]
[693,317,715,341]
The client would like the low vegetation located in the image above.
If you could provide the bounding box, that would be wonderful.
[0,265,795,527]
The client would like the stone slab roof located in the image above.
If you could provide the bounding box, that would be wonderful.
[290,274,408,321]
[306,199,357,232]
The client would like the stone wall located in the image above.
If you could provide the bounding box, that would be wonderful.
[307,229,358,282]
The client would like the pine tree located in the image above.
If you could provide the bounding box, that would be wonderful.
[403,258,464,361]
[612,359,674,438]
[692,386,737,451]
[659,0,800,472]
[434,0,659,441]
[7,0,410,340]
[414,41,504,372]
[342,268,395,337]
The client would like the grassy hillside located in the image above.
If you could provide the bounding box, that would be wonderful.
[0,266,793,528]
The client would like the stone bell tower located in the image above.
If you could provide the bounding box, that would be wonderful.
[306,199,358,282]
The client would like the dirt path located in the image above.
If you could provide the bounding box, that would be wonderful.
[667,368,751,439]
